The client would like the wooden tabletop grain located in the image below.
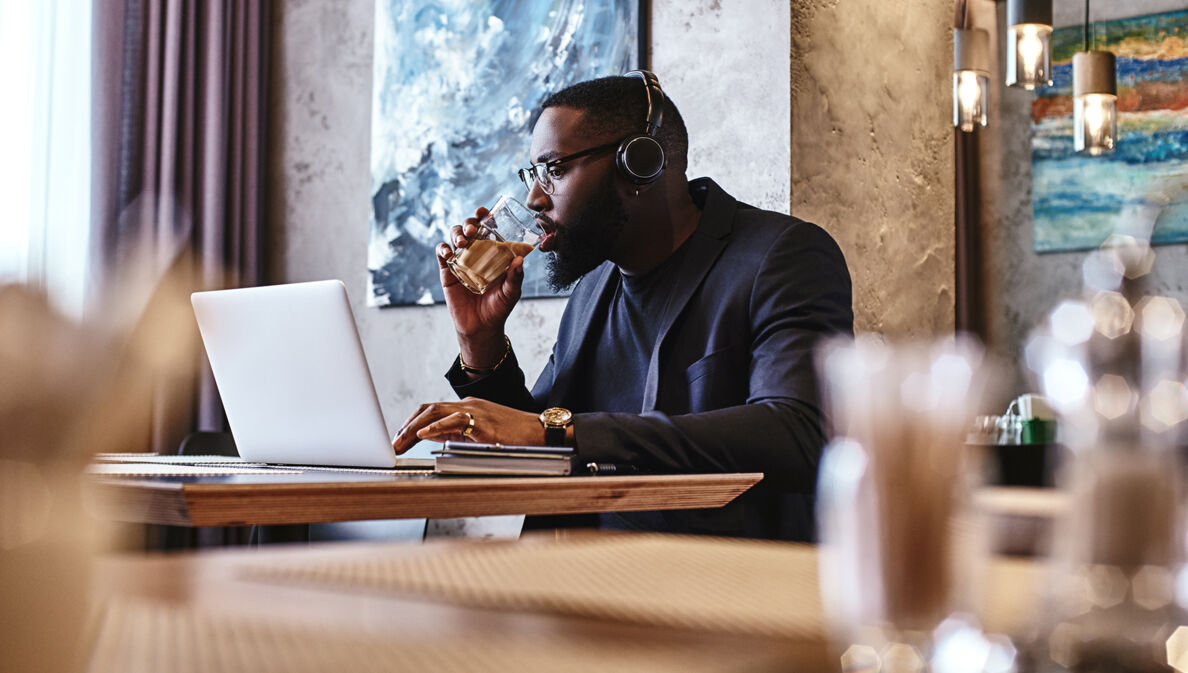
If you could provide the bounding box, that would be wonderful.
[87,471,765,526]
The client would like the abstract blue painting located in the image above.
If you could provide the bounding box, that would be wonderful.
[1032,9,1188,253]
[367,0,641,306]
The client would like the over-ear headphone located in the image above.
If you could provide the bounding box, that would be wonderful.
[616,70,666,185]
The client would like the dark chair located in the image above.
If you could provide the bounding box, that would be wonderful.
[178,430,239,457]
[167,432,428,547]
[178,431,310,546]
[144,431,308,550]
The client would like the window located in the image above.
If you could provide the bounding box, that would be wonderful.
[0,0,92,319]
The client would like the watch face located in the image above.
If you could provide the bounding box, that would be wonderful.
[541,407,573,426]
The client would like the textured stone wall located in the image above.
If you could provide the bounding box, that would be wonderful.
[977,0,1188,403]
[791,0,957,337]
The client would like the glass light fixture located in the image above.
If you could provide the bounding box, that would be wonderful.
[953,28,989,132]
[1005,0,1053,89]
[1074,51,1118,155]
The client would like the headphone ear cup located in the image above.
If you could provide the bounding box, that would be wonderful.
[616,135,666,184]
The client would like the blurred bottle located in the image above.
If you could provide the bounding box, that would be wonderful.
[1023,236,1187,672]
[817,336,1009,673]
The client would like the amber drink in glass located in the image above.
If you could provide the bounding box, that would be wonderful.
[446,196,541,294]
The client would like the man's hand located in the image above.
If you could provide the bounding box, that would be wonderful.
[440,207,527,368]
[391,397,548,454]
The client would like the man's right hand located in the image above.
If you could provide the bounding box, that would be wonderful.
[438,207,527,370]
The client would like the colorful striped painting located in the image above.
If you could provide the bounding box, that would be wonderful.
[1032,9,1188,253]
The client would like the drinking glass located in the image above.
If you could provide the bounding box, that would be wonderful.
[446,196,542,295]
[1022,286,1188,672]
[816,336,1002,672]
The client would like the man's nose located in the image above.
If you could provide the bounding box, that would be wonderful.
[526,181,550,213]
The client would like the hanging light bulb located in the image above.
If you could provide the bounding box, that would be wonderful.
[953,28,990,132]
[1074,51,1118,155]
[1006,0,1053,89]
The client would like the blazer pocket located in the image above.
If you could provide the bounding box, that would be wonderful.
[685,345,745,384]
[684,345,747,411]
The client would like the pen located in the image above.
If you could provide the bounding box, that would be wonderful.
[585,462,641,475]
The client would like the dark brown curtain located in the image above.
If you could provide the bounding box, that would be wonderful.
[90,0,272,454]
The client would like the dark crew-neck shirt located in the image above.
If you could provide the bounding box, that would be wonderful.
[569,239,693,416]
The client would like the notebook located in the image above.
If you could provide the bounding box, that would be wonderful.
[433,442,580,476]
[191,280,415,469]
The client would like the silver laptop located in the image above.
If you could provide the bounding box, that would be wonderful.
[191,280,398,468]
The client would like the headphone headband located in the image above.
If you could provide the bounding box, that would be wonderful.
[624,70,665,137]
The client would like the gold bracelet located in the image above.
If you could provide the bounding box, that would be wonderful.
[459,335,511,374]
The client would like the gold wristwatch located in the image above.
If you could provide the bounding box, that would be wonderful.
[539,407,573,446]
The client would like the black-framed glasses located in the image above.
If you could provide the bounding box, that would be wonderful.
[517,140,620,195]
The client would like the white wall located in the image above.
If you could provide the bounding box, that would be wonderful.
[652,1,791,213]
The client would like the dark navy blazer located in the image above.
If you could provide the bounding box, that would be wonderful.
[450,178,854,540]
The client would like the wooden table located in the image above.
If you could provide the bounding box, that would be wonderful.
[78,532,1053,673]
[87,471,764,527]
[84,535,829,672]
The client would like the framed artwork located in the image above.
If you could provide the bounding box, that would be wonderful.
[367,0,643,307]
[1032,8,1188,253]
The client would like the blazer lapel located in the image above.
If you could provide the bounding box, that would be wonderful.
[547,261,617,406]
[641,180,737,411]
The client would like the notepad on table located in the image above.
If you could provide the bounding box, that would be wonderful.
[433,442,581,476]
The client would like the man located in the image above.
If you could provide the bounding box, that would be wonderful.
[392,72,853,541]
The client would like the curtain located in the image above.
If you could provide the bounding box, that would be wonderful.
[0,0,92,318]
[91,0,272,454]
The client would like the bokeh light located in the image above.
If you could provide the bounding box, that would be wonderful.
[1050,300,1095,346]
[1136,296,1186,342]
[883,643,925,673]
[1167,625,1188,672]
[1090,291,1135,339]
[1133,565,1174,610]
[840,644,880,673]
[1141,380,1188,431]
[1102,234,1155,279]
[1092,374,1135,420]
[1087,565,1128,609]
[1082,249,1125,292]
[1043,359,1090,411]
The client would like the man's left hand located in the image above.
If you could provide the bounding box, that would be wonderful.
[392,396,546,454]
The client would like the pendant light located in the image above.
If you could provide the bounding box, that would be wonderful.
[954,28,990,132]
[1006,0,1053,89]
[1074,1,1117,155]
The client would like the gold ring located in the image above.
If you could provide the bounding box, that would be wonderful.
[461,412,475,438]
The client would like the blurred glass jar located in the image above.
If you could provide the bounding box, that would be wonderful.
[1023,288,1188,672]
[0,284,164,673]
[968,415,999,445]
[816,336,1003,672]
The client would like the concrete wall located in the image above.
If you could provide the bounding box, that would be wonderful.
[976,0,1188,403]
[268,0,792,438]
[652,2,791,212]
[791,0,957,337]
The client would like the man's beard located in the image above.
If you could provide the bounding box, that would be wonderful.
[545,176,628,291]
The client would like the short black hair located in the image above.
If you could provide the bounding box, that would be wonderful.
[539,75,689,172]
